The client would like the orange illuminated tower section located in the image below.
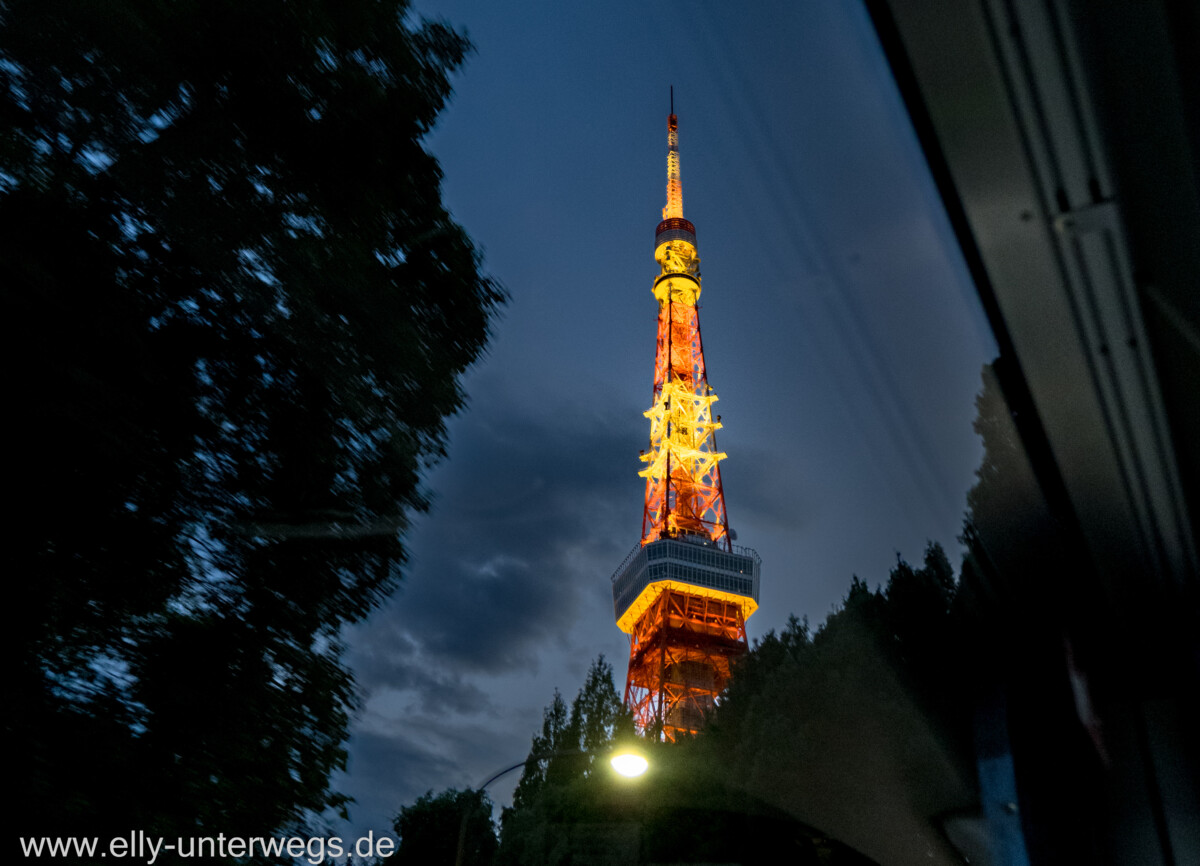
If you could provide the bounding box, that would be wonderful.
[612,99,761,740]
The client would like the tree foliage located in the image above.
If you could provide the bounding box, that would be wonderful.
[510,656,634,812]
[568,655,636,768]
[5,0,502,841]
[713,543,963,747]
[500,656,635,863]
[683,543,977,866]
[385,788,497,866]
[511,688,571,812]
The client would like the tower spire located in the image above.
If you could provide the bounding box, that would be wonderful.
[611,104,762,741]
[663,90,683,220]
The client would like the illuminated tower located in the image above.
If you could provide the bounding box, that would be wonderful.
[612,98,761,740]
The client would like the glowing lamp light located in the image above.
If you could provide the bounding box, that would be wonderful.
[609,752,649,778]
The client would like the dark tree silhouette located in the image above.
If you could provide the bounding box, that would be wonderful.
[385,788,497,866]
[4,0,502,844]
[511,688,572,812]
[566,655,636,773]
[692,545,976,866]
[510,656,634,812]
[499,656,636,864]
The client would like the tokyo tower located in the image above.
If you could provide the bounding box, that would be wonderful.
[612,96,761,740]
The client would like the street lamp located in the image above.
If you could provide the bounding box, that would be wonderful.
[474,747,648,790]
[609,751,649,778]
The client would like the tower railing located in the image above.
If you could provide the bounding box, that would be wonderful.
[609,534,761,585]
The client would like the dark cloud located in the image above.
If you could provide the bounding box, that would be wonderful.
[340,728,460,823]
[348,630,498,718]
[385,389,643,673]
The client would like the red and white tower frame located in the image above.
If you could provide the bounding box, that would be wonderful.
[612,102,761,740]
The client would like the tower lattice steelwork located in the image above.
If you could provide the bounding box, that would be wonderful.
[612,100,761,740]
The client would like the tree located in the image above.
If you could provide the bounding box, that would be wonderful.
[883,544,956,676]
[4,0,503,842]
[386,788,498,866]
[510,656,634,811]
[500,657,636,863]
[511,688,571,812]
[566,655,636,769]
[691,551,984,866]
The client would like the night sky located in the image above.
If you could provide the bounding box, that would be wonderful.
[335,0,998,839]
